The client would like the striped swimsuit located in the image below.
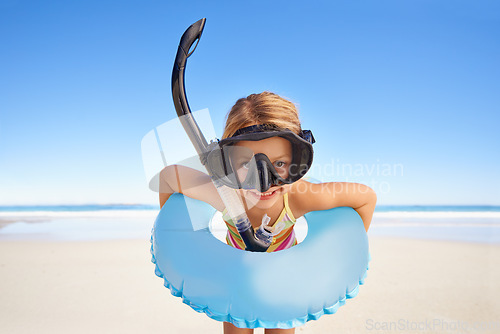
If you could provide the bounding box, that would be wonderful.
[223,192,298,252]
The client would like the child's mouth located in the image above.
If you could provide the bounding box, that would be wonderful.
[248,189,278,200]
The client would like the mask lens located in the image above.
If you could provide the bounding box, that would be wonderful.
[273,160,290,180]
[227,146,294,188]
[213,145,256,188]
[226,145,255,186]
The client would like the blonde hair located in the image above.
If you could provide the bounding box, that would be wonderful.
[222,91,301,139]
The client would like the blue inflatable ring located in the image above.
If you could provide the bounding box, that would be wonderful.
[150,193,370,329]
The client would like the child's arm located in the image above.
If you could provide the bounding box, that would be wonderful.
[159,165,224,211]
[293,181,377,232]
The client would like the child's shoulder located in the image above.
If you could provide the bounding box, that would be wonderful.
[287,179,328,217]
[288,179,376,218]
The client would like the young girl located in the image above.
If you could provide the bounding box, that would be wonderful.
[159,91,377,334]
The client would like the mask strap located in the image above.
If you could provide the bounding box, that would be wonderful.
[231,124,284,137]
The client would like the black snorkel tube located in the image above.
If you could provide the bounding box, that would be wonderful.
[171,18,272,252]
[172,18,209,157]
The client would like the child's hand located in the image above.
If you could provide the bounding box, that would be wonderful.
[159,164,225,211]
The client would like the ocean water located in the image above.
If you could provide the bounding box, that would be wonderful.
[0,205,159,241]
[370,206,500,244]
[0,205,499,243]
[376,205,500,213]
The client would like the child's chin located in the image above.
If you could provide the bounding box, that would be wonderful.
[247,200,275,211]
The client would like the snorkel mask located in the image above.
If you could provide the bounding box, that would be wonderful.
[206,124,315,193]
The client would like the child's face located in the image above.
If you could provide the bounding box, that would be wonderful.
[232,137,292,210]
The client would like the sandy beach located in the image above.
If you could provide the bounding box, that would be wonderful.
[1,235,499,334]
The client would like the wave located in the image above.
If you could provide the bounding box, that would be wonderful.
[372,222,500,227]
[374,211,500,219]
[0,210,158,220]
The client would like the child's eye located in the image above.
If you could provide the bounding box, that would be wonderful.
[275,161,287,168]
[240,161,250,169]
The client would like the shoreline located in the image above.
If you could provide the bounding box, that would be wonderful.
[2,216,500,245]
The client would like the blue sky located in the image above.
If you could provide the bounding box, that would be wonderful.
[1,0,499,205]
